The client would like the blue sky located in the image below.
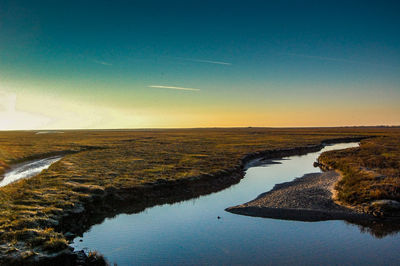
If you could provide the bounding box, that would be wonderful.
[0,0,399,129]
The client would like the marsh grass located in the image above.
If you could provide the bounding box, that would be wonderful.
[86,251,109,265]
[0,127,398,258]
[319,136,400,206]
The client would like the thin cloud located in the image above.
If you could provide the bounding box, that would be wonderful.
[148,85,200,92]
[93,60,112,66]
[171,56,231,66]
[187,58,232,65]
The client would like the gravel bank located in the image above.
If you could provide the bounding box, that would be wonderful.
[226,171,372,222]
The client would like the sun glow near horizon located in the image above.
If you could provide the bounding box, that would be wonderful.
[1,83,399,130]
[0,1,399,130]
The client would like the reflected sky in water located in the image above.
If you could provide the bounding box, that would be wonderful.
[0,156,62,187]
[72,143,400,265]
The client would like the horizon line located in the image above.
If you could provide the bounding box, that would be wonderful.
[1,125,399,132]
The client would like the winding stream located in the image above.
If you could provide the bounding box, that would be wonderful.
[0,156,63,187]
[72,143,400,265]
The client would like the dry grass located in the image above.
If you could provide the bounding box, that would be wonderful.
[319,135,400,205]
[0,127,398,257]
[86,251,109,265]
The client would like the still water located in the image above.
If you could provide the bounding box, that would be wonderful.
[0,156,63,187]
[72,143,400,265]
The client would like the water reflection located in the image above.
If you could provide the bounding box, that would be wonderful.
[72,143,400,265]
[0,156,63,187]
[351,220,400,239]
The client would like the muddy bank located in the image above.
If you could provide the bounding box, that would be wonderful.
[2,136,371,265]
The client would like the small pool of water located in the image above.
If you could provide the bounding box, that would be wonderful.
[0,156,63,187]
[72,143,400,265]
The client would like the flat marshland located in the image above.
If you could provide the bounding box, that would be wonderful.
[319,136,400,213]
[0,127,399,263]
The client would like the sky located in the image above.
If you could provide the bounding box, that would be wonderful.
[0,0,399,129]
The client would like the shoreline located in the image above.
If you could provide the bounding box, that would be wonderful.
[0,156,64,187]
[225,171,373,222]
[0,146,104,182]
[226,150,400,234]
[1,136,371,265]
[59,137,369,237]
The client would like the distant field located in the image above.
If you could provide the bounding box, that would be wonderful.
[0,127,398,262]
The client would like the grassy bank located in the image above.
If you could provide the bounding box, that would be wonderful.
[0,127,397,263]
[318,135,400,215]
